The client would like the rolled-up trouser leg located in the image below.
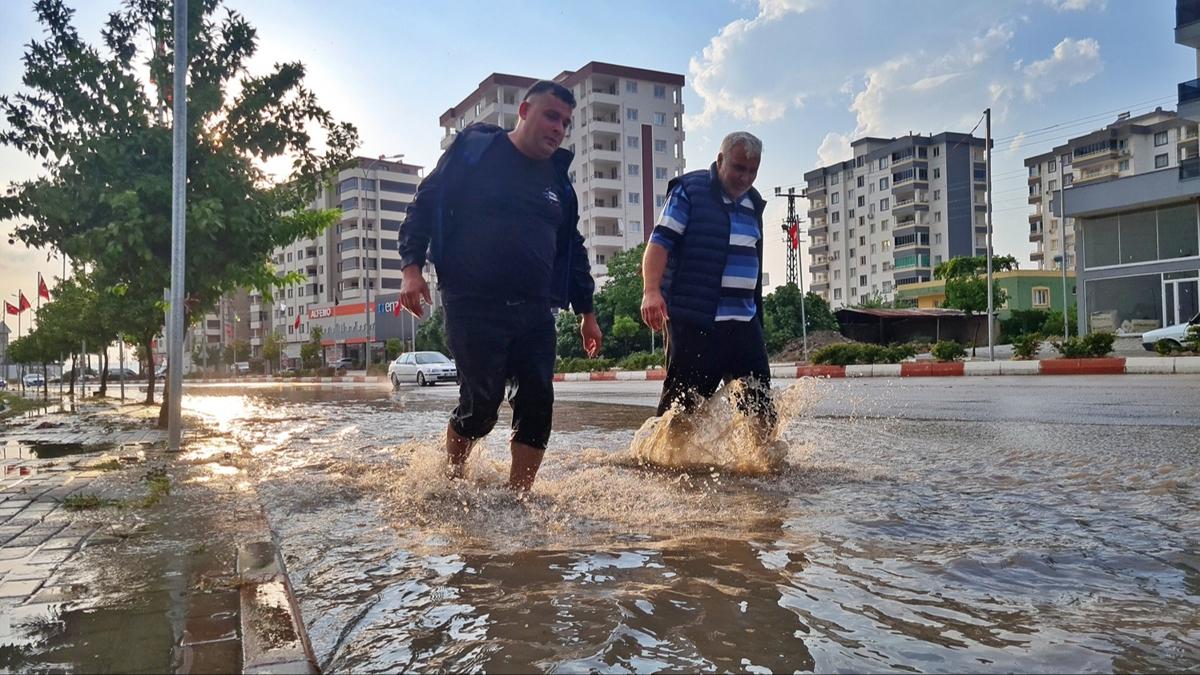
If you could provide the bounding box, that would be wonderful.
[506,305,556,450]
[445,302,508,441]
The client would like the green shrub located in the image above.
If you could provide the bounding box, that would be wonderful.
[1001,309,1049,342]
[811,342,918,366]
[1188,325,1200,353]
[930,341,967,362]
[555,357,614,373]
[1154,339,1180,356]
[1012,333,1043,360]
[619,351,664,370]
[1051,331,1114,358]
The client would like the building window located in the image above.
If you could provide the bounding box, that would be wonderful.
[833,269,840,280]
[1155,131,1169,146]
[654,112,666,126]
[1049,159,1057,172]
[655,166,668,180]
[831,192,840,204]
[1118,159,1130,171]
[857,196,865,207]
[933,189,941,201]
[879,157,888,170]
[935,233,943,244]
[832,231,839,242]
[870,244,877,254]
[857,176,865,188]
[1032,287,1050,307]
[830,173,839,185]
[934,211,942,223]
[628,192,640,205]
[882,239,891,250]
[626,108,639,121]
[879,177,889,190]
[655,194,666,208]
[859,275,868,286]
[1155,153,1169,169]
[654,139,667,153]
[933,168,941,179]
[881,219,889,231]
[627,135,639,149]
[933,147,940,157]
[1048,179,1058,191]
[625,80,638,94]
[880,198,889,211]
[832,212,840,223]
[653,84,666,98]
[628,163,639,177]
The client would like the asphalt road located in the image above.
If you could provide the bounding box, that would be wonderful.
[527,375,1200,427]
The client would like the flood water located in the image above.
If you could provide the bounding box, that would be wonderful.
[182,382,1200,673]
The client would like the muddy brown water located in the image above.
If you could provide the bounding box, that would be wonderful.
[178,383,1199,673]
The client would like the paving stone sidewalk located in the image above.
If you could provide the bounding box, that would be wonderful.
[0,398,316,673]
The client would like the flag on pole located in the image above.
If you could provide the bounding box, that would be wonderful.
[4,302,18,316]
[18,292,30,312]
[293,311,301,330]
[37,273,50,301]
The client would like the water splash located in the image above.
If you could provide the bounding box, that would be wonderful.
[625,380,815,476]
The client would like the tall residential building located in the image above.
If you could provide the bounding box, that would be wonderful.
[438,62,687,282]
[1049,0,1200,336]
[247,157,425,362]
[1024,108,1196,272]
[804,133,989,308]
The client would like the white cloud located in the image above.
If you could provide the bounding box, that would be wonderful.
[1042,0,1106,12]
[686,0,821,127]
[815,131,853,166]
[1006,131,1028,156]
[1021,37,1103,100]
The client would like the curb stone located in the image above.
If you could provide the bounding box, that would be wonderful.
[238,535,319,674]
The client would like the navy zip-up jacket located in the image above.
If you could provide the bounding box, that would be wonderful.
[397,123,595,314]
[661,164,767,327]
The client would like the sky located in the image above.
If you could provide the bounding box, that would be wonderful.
[0,0,1192,337]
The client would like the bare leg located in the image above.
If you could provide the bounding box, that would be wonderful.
[445,422,474,479]
[508,441,546,492]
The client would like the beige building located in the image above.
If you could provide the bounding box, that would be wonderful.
[439,62,687,282]
[1024,108,1199,271]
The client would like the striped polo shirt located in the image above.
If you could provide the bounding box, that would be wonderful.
[649,184,760,321]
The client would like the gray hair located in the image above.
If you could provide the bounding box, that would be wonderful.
[720,131,762,159]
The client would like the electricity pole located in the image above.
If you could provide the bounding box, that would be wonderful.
[984,108,995,361]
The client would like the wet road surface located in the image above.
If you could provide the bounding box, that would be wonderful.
[181,376,1200,672]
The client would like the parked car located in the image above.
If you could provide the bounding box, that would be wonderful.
[0,379,8,391]
[233,361,250,374]
[388,351,457,387]
[106,368,138,380]
[331,357,356,373]
[22,373,45,388]
[1142,312,1200,350]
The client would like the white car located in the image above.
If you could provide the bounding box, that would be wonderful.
[22,373,45,388]
[1142,312,1200,350]
[388,351,457,387]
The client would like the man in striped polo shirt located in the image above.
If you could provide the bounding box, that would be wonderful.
[640,131,777,436]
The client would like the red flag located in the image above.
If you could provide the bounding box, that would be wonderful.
[293,312,301,330]
[4,302,17,316]
[37,273,50,301]
[18,292,30,312]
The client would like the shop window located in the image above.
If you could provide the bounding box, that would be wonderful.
[1085,274,1162,334]
[1082,216,1119,268]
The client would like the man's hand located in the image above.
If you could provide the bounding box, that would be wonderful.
[399,265,431,318]
[580,313,603,358]
[640,290,669,332]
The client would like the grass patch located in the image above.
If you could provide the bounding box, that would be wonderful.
[91,460,124,472]
[138,469,171,508]
[64,494,120,511]
[0,392,49,420]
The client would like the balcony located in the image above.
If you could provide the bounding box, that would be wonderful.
[1075,163,1120,185]
[812,282,830,292]
[811,260,829,272]
[1178,0,1200,48]
[809,224,828,237]
[1029,224,1043,243]
[440,131,457,151]
[1027,171,1041,184]
[588,117,621,135]
[1031,251,1045,262]
[1182,156,1200,180]
[589,175,623,191]
[806,181,827,197]
[1072,143,1123,167]
[891,195,928,217]
[807,201,828,216]
[1028,191,1042,204]
[589,146,622,163]
[893,253,931,270]
[1029,211,1043,224]
[1181,78,1200,123]
[810,242,829,255]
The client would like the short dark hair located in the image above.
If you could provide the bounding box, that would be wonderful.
[523,80,576,108]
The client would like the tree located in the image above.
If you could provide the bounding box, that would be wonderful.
[1,0,358,417]
[934,255,1018,355]
[853,292,891,309]
[415,308,448,355]
[385,338,403,360]
[555,310,585,358]
[591,244,653,359]
[761,283,838,354]
[261,332,285,372]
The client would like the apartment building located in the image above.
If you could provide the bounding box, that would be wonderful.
[1049,1,1200,336]
[804,132,989,308]
[1024,108,1197,272]
[438,62,687,282]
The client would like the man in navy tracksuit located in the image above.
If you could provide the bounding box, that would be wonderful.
[640,131,777,435]
[398,81,602,491]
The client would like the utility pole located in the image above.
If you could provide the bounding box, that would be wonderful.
[984,108,995,361]
[1058,166,1070,340]
[166,0,188,451]
[776,186,808,360]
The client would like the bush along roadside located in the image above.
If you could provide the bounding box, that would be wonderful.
[1012,333,1043,360]
[811,342,919,366]
[1051,331,1116,358]
[930,341,966,362]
